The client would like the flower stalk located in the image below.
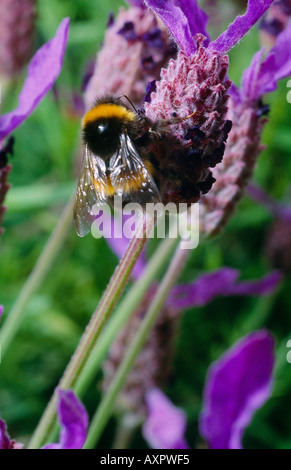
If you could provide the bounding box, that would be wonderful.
[84,237,191,449]
[73,232,180,399]
[28,213,155,449]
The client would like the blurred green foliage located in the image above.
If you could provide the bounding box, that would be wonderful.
[0,0,291,449]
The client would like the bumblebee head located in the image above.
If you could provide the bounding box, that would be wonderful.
[82,101,136,158]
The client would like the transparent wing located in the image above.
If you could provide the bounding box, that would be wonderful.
[109,131,161,206]
[73,145,108,237]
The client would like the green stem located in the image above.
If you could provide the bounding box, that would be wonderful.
[74,233,179,397]
[28,214,155,449]
[84,240,190,449]
[0,195,75,356]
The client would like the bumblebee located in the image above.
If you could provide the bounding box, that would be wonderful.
[73,95,199,237]
[74,96,163,236]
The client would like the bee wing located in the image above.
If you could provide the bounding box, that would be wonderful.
[73,145,108,237]
[109,131,161,205]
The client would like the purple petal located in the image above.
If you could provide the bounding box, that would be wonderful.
[200,331,275,449]
[126,0,146,7]
[168,268,281,310]
[143,388,189,449]
[43,389,88,449]
[0,18,70,141]
[229,83,242,105]
[240,48,266,102]
[224,271,282,296]
[260,22,291,91]
[145,0,197,55]
[172,0,210,43]
[242,21,291,100]
[0,306,3,320]
[209,0,275,54]
[169,268,239,309]
[0,419,12,449]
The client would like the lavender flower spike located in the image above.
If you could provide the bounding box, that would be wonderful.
[200,331,275,449]
[43,389,89,449]
[201,17,291,236]
[0,17,70,141]
[143,388,189,449]
[144,0,274,205]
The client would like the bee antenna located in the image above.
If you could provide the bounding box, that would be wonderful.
[118,94,137,113]
[165,110,198,126]
[180,110,198,122]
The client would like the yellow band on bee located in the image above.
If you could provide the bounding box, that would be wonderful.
[91,175,115,197]
[117,173,147,194]
[92,172,149,197]
[82,104,136,127]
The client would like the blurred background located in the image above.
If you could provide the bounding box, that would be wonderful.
[1,0,291,449]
